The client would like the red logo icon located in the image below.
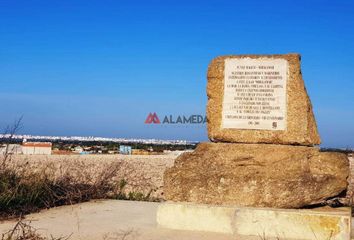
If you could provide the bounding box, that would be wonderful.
[145,112,160,124]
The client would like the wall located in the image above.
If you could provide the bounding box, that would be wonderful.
[22,146,52,155]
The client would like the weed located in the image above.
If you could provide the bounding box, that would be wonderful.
[1,218,70,240]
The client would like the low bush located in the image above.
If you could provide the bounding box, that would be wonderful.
[0,166,108,219]
[0,160,153,220]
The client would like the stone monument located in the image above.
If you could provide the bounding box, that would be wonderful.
[163,54,349,208]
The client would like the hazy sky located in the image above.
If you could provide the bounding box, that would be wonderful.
[1,0,353,147]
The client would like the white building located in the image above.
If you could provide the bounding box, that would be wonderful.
[0,144,22,155]
[22,142,52,155]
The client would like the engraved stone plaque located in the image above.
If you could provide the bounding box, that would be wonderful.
[221,58,288,130]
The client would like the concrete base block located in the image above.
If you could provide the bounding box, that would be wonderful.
[234,207,351,240]
[157,202,235,234]
[157,202,351,240]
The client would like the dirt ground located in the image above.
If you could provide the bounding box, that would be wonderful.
[0,200,251,240]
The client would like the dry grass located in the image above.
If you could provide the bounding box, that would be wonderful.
[102,229,138,240]
[0,159,156,220]
[1,218,70,240]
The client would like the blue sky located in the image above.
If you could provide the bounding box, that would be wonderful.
[0,0,353,147]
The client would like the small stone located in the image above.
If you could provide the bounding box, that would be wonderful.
[164,142,349,208]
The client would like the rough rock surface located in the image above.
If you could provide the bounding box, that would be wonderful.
[207,54,321,146]
[164,142,349,208]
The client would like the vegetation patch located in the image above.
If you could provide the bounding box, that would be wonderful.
[0,161,156,221]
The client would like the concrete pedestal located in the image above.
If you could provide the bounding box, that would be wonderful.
[157,202,351,240]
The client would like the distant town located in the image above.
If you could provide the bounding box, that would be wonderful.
[0,134,198,156]
[0,134,352,156]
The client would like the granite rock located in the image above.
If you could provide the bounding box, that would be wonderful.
[207,54,321,146]
[164,142,348,208]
